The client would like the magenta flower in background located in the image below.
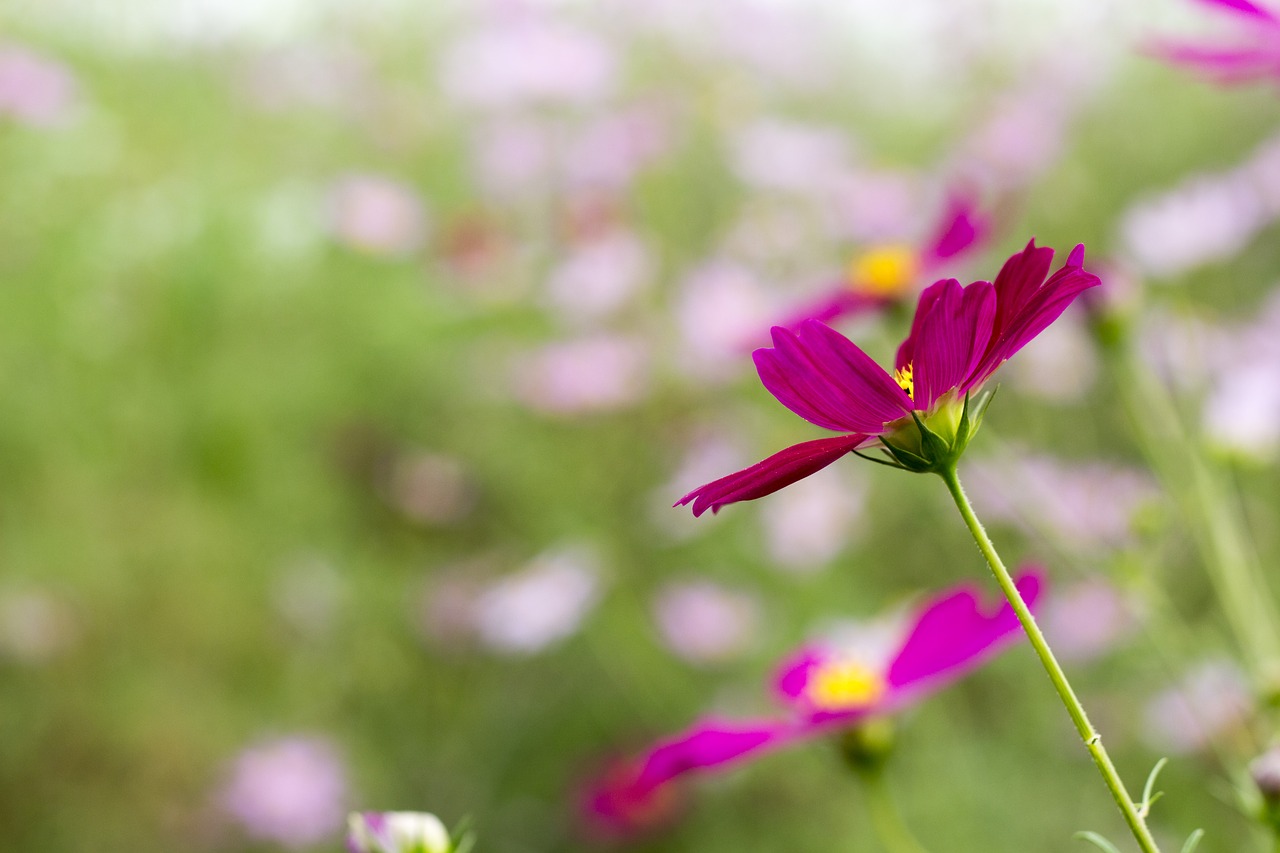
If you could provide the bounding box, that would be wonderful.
[585,570,1043,838]
[220,736,348,848]
[0,44,79,127]
[677,241,1101,516]
[779,192,991,331]
[1151,0,1280,84]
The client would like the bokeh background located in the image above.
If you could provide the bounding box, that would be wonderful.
[2,0,1279,850]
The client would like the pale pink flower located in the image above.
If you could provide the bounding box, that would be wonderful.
[472,547,602,655]
[1041,577,1141,664]
[0,588,77,664]
[954,88,1070,190]
[327,175,428,257]
[729,119,856,195]
[1003,306,1099,403]
[0,45,79,127]
[386,452,477,525]
[510,335,651,415]
[963,452,1160,555]
[760,466,865,573]
[675,261,781,379]
[544,230,652,325]
[220,736,348,849]
[563,103,673,192]
[1144,660,1254,754]
[653,580,760,665]
[823,168,925,243]
[471,118,555,200]
[439,21,618,110]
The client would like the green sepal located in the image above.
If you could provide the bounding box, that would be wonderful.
[879,436,933,472]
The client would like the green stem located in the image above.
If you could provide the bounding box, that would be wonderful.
[859,768,931,853]
[938,465,1163,853]
[1109,345,1280,685]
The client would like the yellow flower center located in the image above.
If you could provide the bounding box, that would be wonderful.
[893,363,914,400]
[848,245,919,298]
[806,660,887,711]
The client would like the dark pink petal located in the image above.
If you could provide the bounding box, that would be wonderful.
[771,646,827,702]
[755,321,911,433]
[895,278,953,371]
[675,434,868,517]
[912,280,996,410]
[1149,42,1280,81]
[886,567,1043,691]
[990,240,1055,339]
[969,245,1100,388]
[632,718,794,791]
[921,193,989,267]
[1192,0,1280,22]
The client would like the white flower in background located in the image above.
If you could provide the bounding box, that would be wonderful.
[544,230,652,325]
[510,334,651,416]
[439,21,617,110]
[387,452,478,526]
[1004,307,1098,403]
[220,736,348,849]
[761,466,865,573]
[473,547,602,655]
[347,811,452,853]
[653,580,760,665]
[1041,577,1141,664]
[0,588,77,664]
[729,119,856,195]
[327,174,428,257]
[1144,659,1253,754]
[1204,361,1280,463]
[272,555,345,639]
[0,44,80,127]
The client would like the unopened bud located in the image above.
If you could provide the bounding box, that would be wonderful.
[837,717,897,773]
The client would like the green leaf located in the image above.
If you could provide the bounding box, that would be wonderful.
[1141,757,1169,814]
[1073,831,1123,853]
[1180,828,1205,853]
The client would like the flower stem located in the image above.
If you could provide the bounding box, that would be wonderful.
[938,465,1163,853]
[857,767,931,853]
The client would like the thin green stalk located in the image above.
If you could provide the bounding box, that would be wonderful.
[858,769,931,853]
[1108,345,1280,685]
[939,465,1163,853]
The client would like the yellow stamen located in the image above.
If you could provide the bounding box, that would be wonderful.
[848,244,920,298]
[806,660,886,711]
[894,363,914,400]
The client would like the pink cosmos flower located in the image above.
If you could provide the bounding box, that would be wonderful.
[220,736,348,848]
[585,570,1043,838]
[677,241,1101,516]
[0,45,79,127]
[780,192,990,331]
[1151,0,1280,84]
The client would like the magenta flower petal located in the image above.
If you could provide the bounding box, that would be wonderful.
[970,244,1100,387]
[989,239,1056,336]
[772,647,825,701]
[675,434,867,517]
[921,194,989,266]
[755,322,912,433]
[894,278,952,372]
[911,280,996,410]
[633,718,793,791]
[1149,43,1280,80]
[887,568,1043,690]
[1193,0,1280,22]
